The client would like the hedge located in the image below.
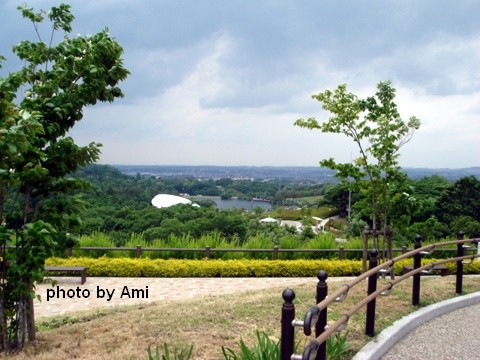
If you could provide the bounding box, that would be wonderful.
[45,257,480,278]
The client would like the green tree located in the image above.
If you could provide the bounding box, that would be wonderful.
[434,176,480,226]
[295,81,420,260]
[450,216,480,238]
[321,183,358,218]
[410,175,450,223]
[0,4,128,350]
[407,216,449,241]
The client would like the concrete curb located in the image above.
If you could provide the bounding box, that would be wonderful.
[352,292,480,360]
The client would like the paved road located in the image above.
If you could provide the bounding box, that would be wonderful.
[381,302,480,360]
[352,290,480,360]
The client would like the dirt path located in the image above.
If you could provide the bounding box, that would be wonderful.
[35,276,348,318]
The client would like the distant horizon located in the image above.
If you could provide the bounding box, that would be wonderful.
[106,164,480,182]
[104,163,480,170]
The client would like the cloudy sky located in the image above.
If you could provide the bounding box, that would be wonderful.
[1,0,479,168]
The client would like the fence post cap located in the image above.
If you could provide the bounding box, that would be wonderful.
[414,234,423,243]
[282,288,296,302]
[370,248,378,257]
[317,270,328,282]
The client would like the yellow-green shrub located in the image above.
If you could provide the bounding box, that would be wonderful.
[45,257,479,278]
[45,257,363,277]
[392,258,480,275]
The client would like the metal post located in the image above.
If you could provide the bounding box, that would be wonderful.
[456,231,464,295]
[315,270,328,360]
[205,246,211,259]
[365,249,378,336]
[135,245,142,258]
[281,289,296,360]
[412,235,422,306]
[339,246,345,260]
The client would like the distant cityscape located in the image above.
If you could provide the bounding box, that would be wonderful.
[112,164,480,183]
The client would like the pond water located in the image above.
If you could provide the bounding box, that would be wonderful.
[194,196,272,211]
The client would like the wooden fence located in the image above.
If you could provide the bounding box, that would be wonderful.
[280,232,479,360]
[69,245,461,260]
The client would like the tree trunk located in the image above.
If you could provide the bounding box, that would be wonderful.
[23,185,32,226]
[371,195,379,249]
[0,192,4,225]
[26,282,35,342]
[0,302,9,352]
[15,297,27,350]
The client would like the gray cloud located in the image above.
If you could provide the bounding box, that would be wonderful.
[1,0,479,167]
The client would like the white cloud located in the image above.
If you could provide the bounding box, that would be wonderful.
[4,1,480,168]
[393,87,480,167]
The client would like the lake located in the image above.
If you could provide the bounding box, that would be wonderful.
[193,196,272,211]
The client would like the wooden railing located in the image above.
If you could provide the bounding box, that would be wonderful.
[280,233,479,360]
[68,245,461,260]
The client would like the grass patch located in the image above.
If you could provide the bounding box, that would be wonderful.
[2,276,478,359]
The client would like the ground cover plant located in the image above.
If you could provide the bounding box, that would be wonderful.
[74,232,359,260]
[72,230,469,262]
[1,276,477,359]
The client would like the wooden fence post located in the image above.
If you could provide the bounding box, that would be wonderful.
[273,245,279,260]
[135,245,142,258]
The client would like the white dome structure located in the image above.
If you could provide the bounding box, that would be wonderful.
[151,194,193,208]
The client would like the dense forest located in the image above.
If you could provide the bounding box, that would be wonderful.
[73,165,329,245]
[67,164,480,248]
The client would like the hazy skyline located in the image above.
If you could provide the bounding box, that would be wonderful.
[1,1,479,168]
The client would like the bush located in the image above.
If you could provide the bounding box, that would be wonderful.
[45,256,480,278]
[45,257,364,277]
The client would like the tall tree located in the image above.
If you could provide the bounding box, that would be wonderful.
[434,176,480,226]
[0,4,128,350]
[295,81,420,260]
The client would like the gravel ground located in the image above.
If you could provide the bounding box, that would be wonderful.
[381,303,480,360]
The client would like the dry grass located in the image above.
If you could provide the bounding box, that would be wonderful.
[1,276,479,360]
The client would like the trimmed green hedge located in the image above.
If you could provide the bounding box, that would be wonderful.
[46,257,362,277]
[45,257,480,278]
